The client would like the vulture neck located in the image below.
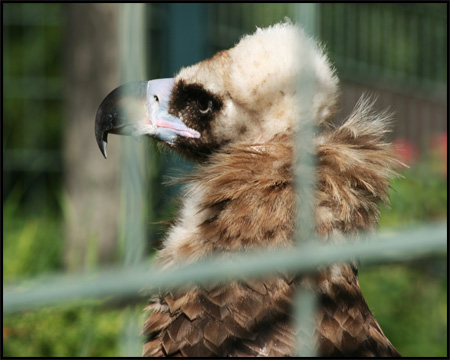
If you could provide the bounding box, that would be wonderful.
[157,114,400,269]
[157,139,296,268]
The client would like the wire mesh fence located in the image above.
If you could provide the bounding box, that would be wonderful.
[3,3,447,357]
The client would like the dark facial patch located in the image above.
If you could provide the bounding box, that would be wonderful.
[169,80,223,132]
[169,80,227,161]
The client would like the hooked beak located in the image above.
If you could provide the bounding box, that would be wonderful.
[95,78,200,158]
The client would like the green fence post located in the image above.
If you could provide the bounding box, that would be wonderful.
[293,3,319,355]
[118,3,147,356]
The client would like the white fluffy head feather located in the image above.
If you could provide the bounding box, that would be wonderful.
[175,22,339,145]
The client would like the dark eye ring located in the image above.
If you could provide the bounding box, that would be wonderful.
[197,97,213,114]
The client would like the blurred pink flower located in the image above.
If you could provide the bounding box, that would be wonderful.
[393,138,419,165]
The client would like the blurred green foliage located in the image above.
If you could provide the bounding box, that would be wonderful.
[3,302,130,357]
[360,261,447,357]
[3,192,146,357]
[379,164,447,228]
[3,190,63,282]
[3,3,64,214]
[359,149,447,357]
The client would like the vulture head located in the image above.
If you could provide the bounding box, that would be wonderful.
[95,22,338,161]
[95,21,402,357]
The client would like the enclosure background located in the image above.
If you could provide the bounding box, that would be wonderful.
[3,3,447,357]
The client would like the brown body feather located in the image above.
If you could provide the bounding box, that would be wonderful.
[141,103,403,357]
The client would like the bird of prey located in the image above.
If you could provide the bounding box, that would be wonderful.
[95,22,402,357]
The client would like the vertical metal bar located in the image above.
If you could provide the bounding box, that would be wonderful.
[119,3,147,269]
[118,3,147,356]
[294,289,318,357]
[293,4,319,356]
[293,3,318,245]
[293,3,319,37]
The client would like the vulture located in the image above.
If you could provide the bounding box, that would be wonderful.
[95,22,403,357]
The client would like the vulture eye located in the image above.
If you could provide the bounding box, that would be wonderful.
[197,96,213,114]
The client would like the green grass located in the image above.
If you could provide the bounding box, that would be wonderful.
[3,211,63,283]
[3,302,126,357]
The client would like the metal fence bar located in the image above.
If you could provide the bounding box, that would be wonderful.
[118,3,147,272]
[294,289,318,357]
[293,5,320,354]
[118,4,147,356]
[292,3,319,37]
[4,223,446,315]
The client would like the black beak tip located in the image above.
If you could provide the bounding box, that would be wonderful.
[95,129,108,159]
[99,139,108,159]
[95,109,109,159]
